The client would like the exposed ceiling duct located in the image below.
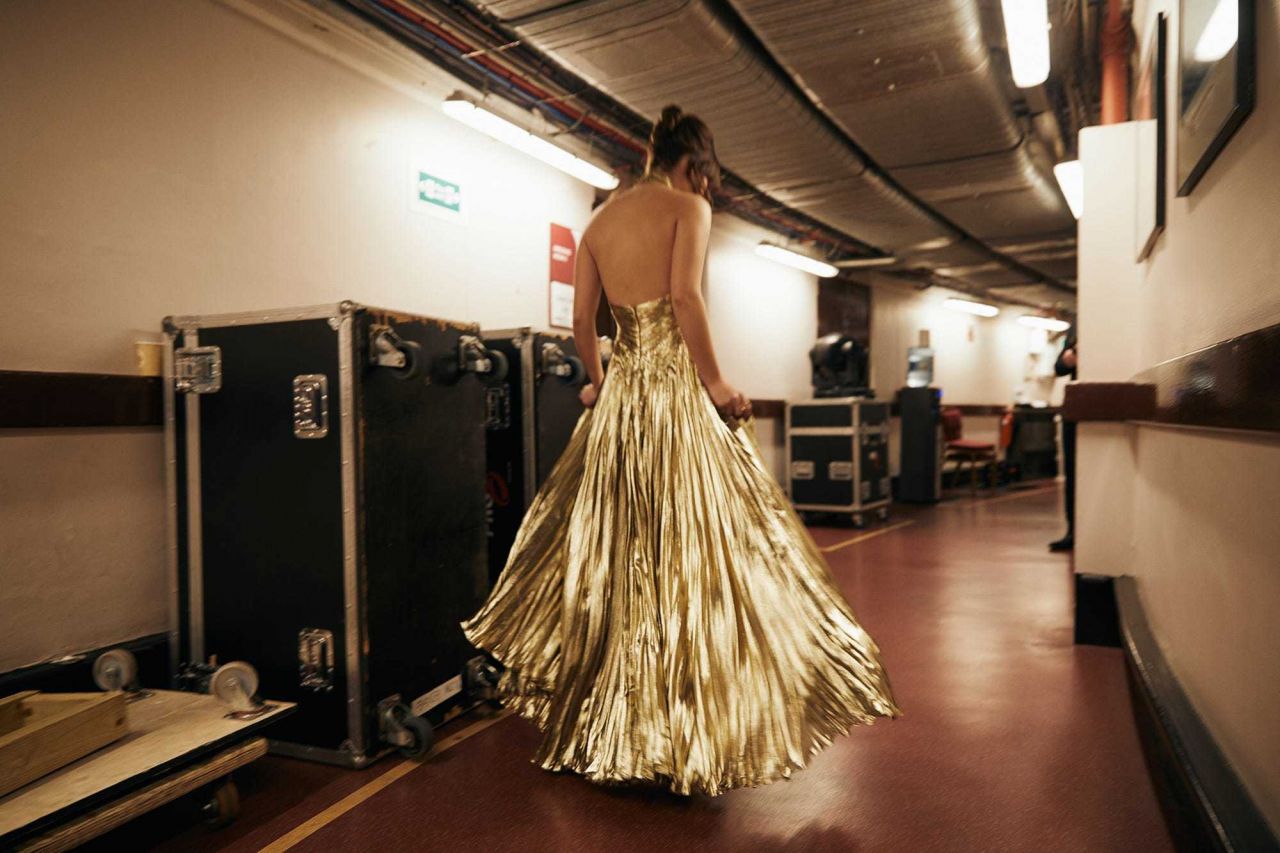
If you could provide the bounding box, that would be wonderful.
[727,0,1078,290]
[349,0,1091,309]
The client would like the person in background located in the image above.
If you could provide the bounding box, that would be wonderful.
[1051,327,1078,552]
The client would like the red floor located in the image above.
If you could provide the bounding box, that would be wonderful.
[89,485,1174,852]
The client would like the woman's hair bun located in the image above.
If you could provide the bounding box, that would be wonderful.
[646,104,720,201]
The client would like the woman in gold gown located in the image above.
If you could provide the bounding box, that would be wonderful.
[462,106,900,796]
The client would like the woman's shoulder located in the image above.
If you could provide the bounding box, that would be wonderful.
[586,185,709,237]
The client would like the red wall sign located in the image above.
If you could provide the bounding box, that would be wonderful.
[549,223,576,329]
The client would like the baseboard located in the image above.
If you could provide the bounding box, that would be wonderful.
[0,633,170,696]
[1116,576,1279,852]
[1073,573,1121,646]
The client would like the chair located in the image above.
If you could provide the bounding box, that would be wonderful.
[941,407,997,496]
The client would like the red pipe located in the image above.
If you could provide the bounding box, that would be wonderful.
[376,0,646,154]
[376,1,850,255]
[1100,0,1130,124]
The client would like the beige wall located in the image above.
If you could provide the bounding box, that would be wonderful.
[0,430,169,670]
[870,277,1066,407]
[870,277,1068,475]
[1076,0,1280,831]
[0,0,818,669]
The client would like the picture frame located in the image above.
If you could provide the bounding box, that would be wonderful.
[1135,12,1167,261]
[1176,0,1256,196]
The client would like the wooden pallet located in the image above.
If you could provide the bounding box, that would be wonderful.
[0,692,128,799]
[17,738,267,853]
[0,690,293,847]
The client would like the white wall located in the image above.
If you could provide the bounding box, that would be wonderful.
[870,278,1065,407]
[705,216,819,480]
[0,0,596,376]
[1076,124,1142,578]
[1077,0,1280,831]
[705,217,817,402]
[0,0,814,669]
[869,277,1068,474]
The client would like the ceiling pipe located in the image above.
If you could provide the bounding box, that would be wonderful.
[1100,0,1131,124]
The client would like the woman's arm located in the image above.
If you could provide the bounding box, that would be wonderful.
[572,238,606,390]
[668,196,749,418]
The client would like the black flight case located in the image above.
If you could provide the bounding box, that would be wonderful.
[786,398,892,527]
[164,301,503,767]
[480,328,586,585]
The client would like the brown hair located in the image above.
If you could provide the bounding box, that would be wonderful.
[646,105,721,201]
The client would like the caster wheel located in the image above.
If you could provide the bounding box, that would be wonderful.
[485,348,509,383]
[876,507,890,521]
[398,713,435,758]
[201,780,240,829]
[851,513,865,529]
[561,355,586,386]
[390,340,422,381]
[464,657,502,702]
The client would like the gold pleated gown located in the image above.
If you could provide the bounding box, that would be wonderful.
[462,293,900,796]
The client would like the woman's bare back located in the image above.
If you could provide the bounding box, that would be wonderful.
[582,183,703,307]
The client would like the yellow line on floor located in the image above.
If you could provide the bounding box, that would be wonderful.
[260,709,513,852]
[938,484,1059,508]
[819,519,915,553]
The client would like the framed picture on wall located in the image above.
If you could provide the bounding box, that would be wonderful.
[1176,0,1256,196]
[1134,13,1167,261]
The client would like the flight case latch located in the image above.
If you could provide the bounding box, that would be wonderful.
[298,628,335,692]
[174,346,223,394]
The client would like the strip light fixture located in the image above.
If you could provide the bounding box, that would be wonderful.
[1000,0,1051,87]
[944,298,1001,318]
[834,256,899,269]
[1018,315,1071,332]
[1053,160,1084,219]
[442,94,619,190]
[755,243,839,278]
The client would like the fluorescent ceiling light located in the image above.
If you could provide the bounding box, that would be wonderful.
[1053,160,1083,219]
[944,298,1000,318]
[1018,314,1071,332]
[1194,0,1238,61]
[834,256,898,269]
[755,243,839,278]
[1000,0,1051,87]
[442,95,618,190]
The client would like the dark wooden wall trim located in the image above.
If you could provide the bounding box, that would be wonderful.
[887,402,1058,417]
[1131,322,1280,434]
[752,399,785,419]
[0,633,170,695]
[1116,576,1280,853]
[0,370,163,429]
[1063,382,1157,422]
[758,399,1048,419]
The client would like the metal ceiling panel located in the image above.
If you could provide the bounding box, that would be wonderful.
[469,0,1076,303]
[475,0,949,250]
[729,0,1076,243]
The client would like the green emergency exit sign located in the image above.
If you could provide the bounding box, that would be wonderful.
[417,171,461,213]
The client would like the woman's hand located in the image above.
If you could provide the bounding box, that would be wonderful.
[706,378,751,421]
[579,382,599,408]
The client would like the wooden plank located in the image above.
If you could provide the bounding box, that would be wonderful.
[1131,321,1280,434]
[1062,382,1157,422]
[0,693,38,738]
[18,738,268,853]
[0,694,128,799]
[0,690,293,840]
